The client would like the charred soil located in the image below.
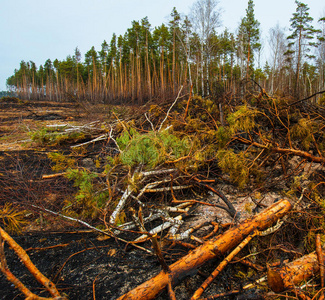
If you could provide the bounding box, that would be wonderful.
[1,94,325,300]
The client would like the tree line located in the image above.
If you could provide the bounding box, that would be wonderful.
[6,0,325,104]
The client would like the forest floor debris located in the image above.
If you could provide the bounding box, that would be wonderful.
[1,93,325,299]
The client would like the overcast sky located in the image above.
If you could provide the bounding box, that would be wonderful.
[1,0,324,91]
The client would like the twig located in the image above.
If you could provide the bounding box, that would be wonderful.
[172,198,225,208]
[134,219,181,242]
[0,232,38,299]
[232,257,265,272]
[107,125,120,152]
[110,167,141,225]
[0,249,51,300]
[71,134,108,148]
[134,207,191,242]
[110,184,133,225]
[202,222,219,240]
[145,185,191,193]
[42,172,66,179]
[167,274,177,300]
[201,290,242,300]
[93,275,99,300]
[190,235,204,244]
[194,179,237,218]
[151,234,170,272]
[169,222,210,241]
[111,202,192,236]
[236,136,325,164]
[183,85,193,120]
[130,207,146,233]
[145,112,155,131]
[29,204,153,254]
[130,209,175,299]
[136,179,171,201]
[141,168,177,177]
[25,243,69,252]
[158,85,183,132]
[151,234,176,300]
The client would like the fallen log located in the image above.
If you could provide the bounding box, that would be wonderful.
[267,250,323,293]
[117,199,292,300]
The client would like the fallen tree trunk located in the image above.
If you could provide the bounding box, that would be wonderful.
[268,250,324,293]
[117,199,292,300]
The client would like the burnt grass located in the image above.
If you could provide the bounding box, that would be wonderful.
[0,230,162,300]
[0,230,263,300]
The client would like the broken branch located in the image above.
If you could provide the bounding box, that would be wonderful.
[316,234,325,289]
[0,226,63,299]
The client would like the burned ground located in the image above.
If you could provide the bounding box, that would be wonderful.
[1,95,325,300]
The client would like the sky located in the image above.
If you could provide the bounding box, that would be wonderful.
[0,0,324,91]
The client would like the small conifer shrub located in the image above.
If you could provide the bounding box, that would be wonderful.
[116,129,190,169]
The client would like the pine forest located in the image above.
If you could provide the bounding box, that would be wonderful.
[6,1,325,104]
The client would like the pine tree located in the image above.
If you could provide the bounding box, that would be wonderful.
[98,41,108,74]
[169,7,181,94]
[153,24,170,98]
[85,46,99,72]
[180,16,193,89]
[107,34,117,68]
[73,47,82,92]
[237,0,261,79]
[317,16,325,92]
[286,0,320,97]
